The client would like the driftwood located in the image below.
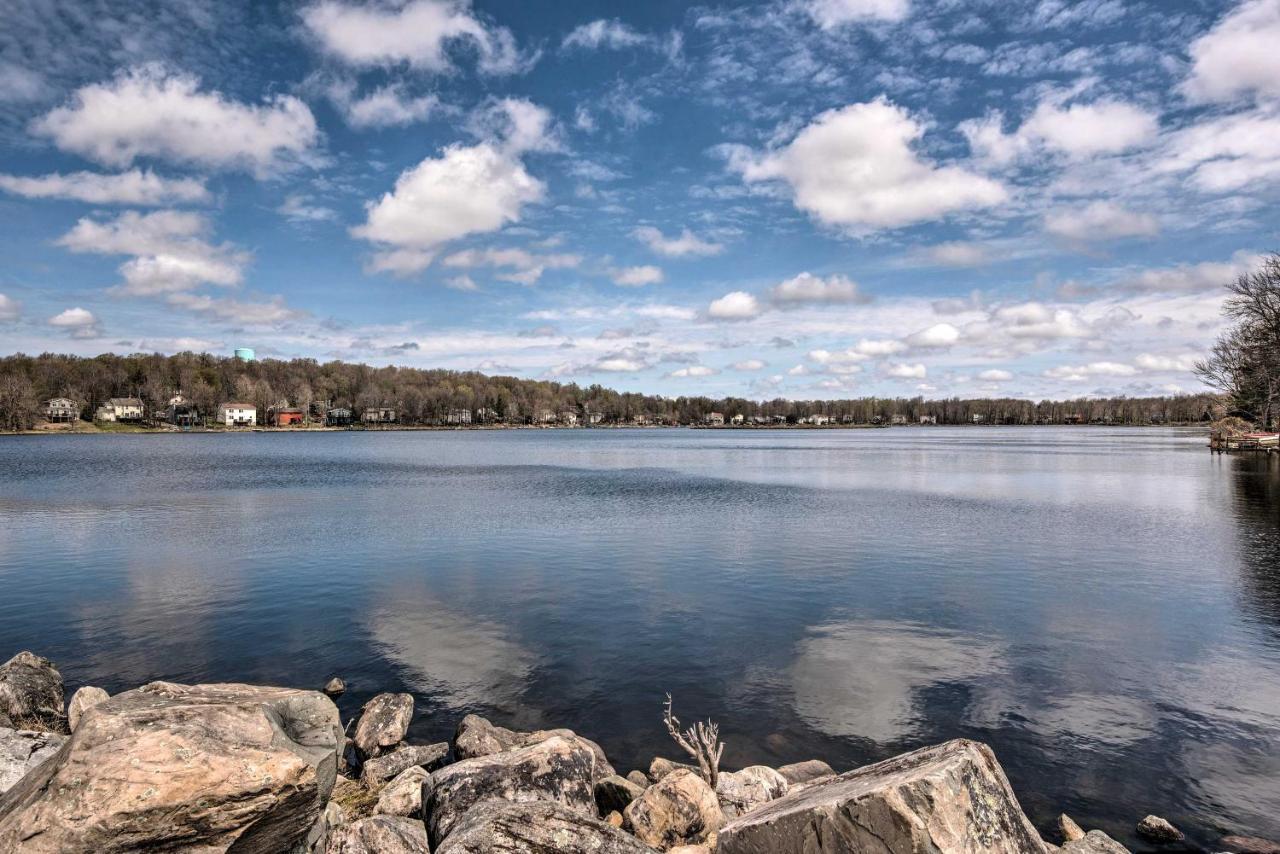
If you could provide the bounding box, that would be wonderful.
[662,693,724,789]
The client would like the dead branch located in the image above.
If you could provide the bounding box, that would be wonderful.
[663,693,725,789]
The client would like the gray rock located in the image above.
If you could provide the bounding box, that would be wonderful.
[649,756,694,780]
[624,767,724,851]
[291,801,347,853]
[775,759,835,787]
[452,713,616,780]
[596,773,646,814]
[0,728,66,794]
[325,815,430,853]
[324,678,346,697]
[0,652,65,731]
[715,739,1049,854]
[360,742,450,786]
[628,769,653,788]
[1136,814,1184,843]
[1061,829,1131,853]
[435,798,658,853]
[1060,813,1086,843]
[716,766,789,818]
[66,685,109,731]
[375,766,431,817]
[353,693,413,758]
[423,734,597,846]
[1218,835,1280,854]
[0,681,343,853]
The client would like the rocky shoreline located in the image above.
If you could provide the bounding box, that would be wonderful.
[1,651,1276,854]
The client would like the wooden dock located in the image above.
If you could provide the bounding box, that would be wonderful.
[1210,431,1280,453]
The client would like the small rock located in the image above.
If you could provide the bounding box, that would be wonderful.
[624,767,724,851]
[325,815,430,853]
[1060,813,1086,843]
[423,734,597,846]
[606,810,624,827]
[434,799,656,853]
[627,769,652,787]
[1061,829,1131,853]
[360,742,449,786]
[649,756,694,781]
[352,692,413,758]
[1218,835,1280,854]
[0,651,65,732]
[595,773,646,814]
[66,685,109,731]
[775,759,835,787]
[452,713,615,780]
[0,727,66,794]
[374,765,430,817]
[324,677,346,697]
[1136,815,1184,843]
[716,766,789,818]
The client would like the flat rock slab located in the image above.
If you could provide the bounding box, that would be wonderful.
[453,713,615,780]
[715,739,1049,854]
[0,728,65,794]
[1061,829,1130,853]
[1219,836,1280,854]
[436,798,659,853]
[326,815,430,853]
[776,759,835,787]
[360,742,449,786]
[0,681,343,853]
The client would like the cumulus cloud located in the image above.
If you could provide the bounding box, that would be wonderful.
[963,98,1159,164]
[611,265,664,286]
[0,169,209,206]
[977,368,1013,382]
[804,0,910,29]
[1134,353,1198,372]
[728,98,1006,233]
[0,294,20,322]
[1156,108,1280,193]
[667,364,718,378]
[1114,252,1261,294]
[352,99,551,275]
[1182,0,1280,104]
[632,226,724,257]
[808,349,867,373]
[325,79,439,129]
[707,290,761,320]
[1044,361,1137,380]
[732,359,766,370]
[853,338,907,356]
[1044,201,1159,243]
[885,362,927,379]
[277,194,338,223]
[916,241,991,268]
[32,65,319,176]
[769,272,871,306]
[443,247,580,284]
[906,322,961,348]
[300,0,527,75]
[48,307,101,338]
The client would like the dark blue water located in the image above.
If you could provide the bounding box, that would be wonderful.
[1,427,1277,848]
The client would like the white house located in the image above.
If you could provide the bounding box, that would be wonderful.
[704,412,725,426]
[806,413,831,426]
[218,402,257,426]
[43,397,78,422]
[97,397,143,422]
[446,408,472,425]
[559,411,579,426]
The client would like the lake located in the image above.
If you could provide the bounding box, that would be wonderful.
[1,426,1277,847]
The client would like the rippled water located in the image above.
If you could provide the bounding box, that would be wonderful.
[1,427,1277,847]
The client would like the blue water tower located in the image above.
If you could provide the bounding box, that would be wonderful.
[234,347,256,362]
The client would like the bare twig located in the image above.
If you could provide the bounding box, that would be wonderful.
[662,693,725,789]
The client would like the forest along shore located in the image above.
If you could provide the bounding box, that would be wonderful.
[3,651,1275,854]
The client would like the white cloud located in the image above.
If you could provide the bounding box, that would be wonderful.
[1157,108,1280,193]
[277,194,338,223]
[562,19,650,51]
[446,275,479,291]
[963,99,1159,164]
[707,290,761,320]
[0,61,46,103]
[805,0,910,29]
[1114,252,1261,294]
[0,169,209,206]
[853,338,907,356]
[352,100,550,275]
[1133,353,1198,372]
[732,359,766,371]
[730,98,1006,233]
[32,65,318,176]
[300,0,526,75]
[885,362,927,378]
[166,293,304,326]
[1182,0,1280,104]
[917,241,991,268]
[989,302,1093,340]
[1044,201,1159,242]
[443,247,580,284]
[668,364,718,378]
[808,349,867,373]
[611,265,664,287]
[906,322,961,348]
[48,307,101,338]
[0,294,20,322]
[635,304,697,321]
[770,272,871,306]
[1044,361,1137,380]
[327,80,439,129]
[977,368,1013,382]
[632,226,725,257]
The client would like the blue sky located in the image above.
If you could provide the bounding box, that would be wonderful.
[1,0,1277,400]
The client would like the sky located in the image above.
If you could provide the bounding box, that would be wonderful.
[1,0,1277,401]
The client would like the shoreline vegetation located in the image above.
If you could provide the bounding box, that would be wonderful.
[2,651,1274,854]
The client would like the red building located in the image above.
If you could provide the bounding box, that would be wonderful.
[269,407,305,427]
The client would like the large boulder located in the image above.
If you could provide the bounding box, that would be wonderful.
[352,693,413,758]
[624,767,724,851]
[1219,836,1280,854]
[716,766,789,818]
[649,757,694,781]
[66,686,109,731]
[423,734,597,846]
[1061,829,1130,853]
[325,815,430,853]
[360,741,449,786]
[776,760,834,787]
[1136,814,1183,843]
[715,739,1049,854]
[435,798,659,853]
[0,681,343,853]
[0,728,65,794]
[0,652,64,731]
[453,713,616,779]
[375,766,431,817]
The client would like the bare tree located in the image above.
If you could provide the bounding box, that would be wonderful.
[662,694,725,789]
[1197,253,1280,428]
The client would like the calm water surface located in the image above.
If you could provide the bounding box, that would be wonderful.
[2,427,1278,848]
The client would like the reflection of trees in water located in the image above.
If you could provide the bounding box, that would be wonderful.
[1231,454,1280,627]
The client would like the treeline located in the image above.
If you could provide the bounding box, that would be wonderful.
[0,351,1221,432]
